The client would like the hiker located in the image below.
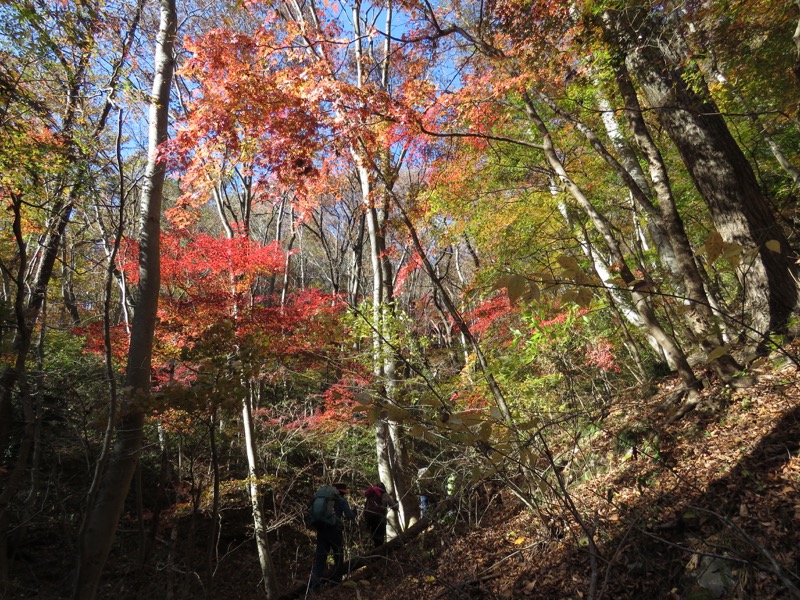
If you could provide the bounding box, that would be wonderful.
[309,482,356,592]
[363,481,398,548]
[416,466,438,517]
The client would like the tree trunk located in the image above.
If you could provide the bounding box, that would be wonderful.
[359,159,415,537]
[793,0,800,82]
[348,212,366,306]
[602,8,799,342]
[207,142,282,600]
[522,93,699,389]
[206,408,221,586]
[242,386,279,599]
[72,0,175,596]
[612,60,742,378]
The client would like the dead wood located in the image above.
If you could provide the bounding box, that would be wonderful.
[276,500,455,600]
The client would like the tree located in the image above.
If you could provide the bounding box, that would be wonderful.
[598,4,799,344]
[162,226,286,597]
[72,0,176,596]
[0,0,145,587]
[168,0,434,534]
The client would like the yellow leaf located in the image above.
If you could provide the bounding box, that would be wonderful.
[722,242,745,269]
[575,287,594,307]
[522,282,541,302]
[557,255,581,279]
[478,421,492,442]
[513,536,526,545]
[354,392,372,403]
[537,271,555,284]
[506,274,528,305]
[557,255,580,271]
[492,274,512,292]
[562,289,579,304]
[703,230,724,264]
[706,345,730,361]
[765,239,781,253]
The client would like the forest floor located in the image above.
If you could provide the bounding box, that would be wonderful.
[312,348,800,600]
[14,346,800,600]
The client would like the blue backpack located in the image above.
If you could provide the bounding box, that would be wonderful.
[309,485,339,527]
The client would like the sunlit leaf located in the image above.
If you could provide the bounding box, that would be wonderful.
[706,345,730,361]
[703,230,724,264]
[501,274,528,305]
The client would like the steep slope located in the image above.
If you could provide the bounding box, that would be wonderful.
[317,353,800,599]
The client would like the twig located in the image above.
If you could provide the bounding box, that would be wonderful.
[431,572,503,600]
[688,505,800,599]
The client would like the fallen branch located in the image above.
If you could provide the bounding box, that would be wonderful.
[431,571,503,599]
[276,500,455,600]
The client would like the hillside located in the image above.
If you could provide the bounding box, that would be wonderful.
[3,1,800,597]
[9,350,800,600]
[310,353,800,600]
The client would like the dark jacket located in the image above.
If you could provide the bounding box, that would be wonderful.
[333,494,356,528]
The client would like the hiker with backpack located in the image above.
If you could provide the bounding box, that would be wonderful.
[362,482,398,548]
[308,482,355,593]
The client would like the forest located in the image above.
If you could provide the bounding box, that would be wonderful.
[1,0,800,598]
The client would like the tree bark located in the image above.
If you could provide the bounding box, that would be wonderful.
[72,0,175,596]
[793,0,800,82]
[522,93,699,390]
[242,386,279,598]
[601,8,799,342]
[612,60,742,378]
